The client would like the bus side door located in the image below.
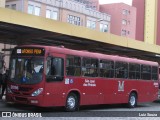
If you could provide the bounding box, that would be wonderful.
[44,53,66,106]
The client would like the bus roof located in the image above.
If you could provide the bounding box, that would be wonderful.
[17,45,158,66]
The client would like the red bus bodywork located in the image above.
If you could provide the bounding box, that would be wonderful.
[6,45,159,109]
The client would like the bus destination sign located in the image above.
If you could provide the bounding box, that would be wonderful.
[14,48,45,56]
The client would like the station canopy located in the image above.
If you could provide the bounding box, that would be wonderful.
[0,21,159,63]
[0,8,160,63]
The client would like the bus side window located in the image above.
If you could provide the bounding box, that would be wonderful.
[82,58,98,77]
[46,57,64,82]
[99,60,114,78]
[115,62,128,79]
[141,65,151,80]
[152,66,158,80]
[46,58,51,76]
[129,64,140,80]
[66,55,81,76]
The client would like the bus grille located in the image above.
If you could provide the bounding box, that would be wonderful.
[15,97,27,102]
[12,91,30,95]
[19,87,32,92]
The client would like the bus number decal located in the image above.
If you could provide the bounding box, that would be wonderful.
[11,85,19,90]
[118,81,124,91]
[83,79,96,87]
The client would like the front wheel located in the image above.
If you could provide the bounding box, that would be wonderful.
[128,92,137,108]
[65,93,79,112]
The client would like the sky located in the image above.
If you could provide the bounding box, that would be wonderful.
[99,0,132,5]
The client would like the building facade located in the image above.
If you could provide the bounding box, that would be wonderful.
[100,3,136,39]
[73,0,99,11]
[5,0,111,33]
[133,0,160,45]
[132,0,145,42]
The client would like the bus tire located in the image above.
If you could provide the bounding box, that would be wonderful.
[128,92,137,108]
[65,93,79,112]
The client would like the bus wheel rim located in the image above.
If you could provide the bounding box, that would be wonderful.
[130,96,136,106]
[67,96,76,109]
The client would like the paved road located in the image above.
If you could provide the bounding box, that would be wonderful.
[0,97,160,119]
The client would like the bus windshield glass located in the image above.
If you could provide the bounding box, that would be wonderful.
[9,57,44,84]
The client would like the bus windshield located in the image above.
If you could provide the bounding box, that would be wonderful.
[9,57,44,84]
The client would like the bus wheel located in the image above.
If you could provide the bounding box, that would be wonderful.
[65,93,79,112]
[128,92,137,108]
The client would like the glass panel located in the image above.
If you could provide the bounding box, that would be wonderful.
[5,5,10,8]
[28,5,34,14]
[52,11,58,20]
[91,21,96,29]
[152,66,158,80]
[35,6,40,16]
[11,4,16,10]
[10,57,44,84]
[87,20,90,28]
[115,62,128,78]
[141,65,151,80]
[67,15,80,26]
[66,56,81,76]
[100,24,103,32]
[104,24,108,32]
[82,58,98,77]
[46,9,51,18]
[129,64,140,79]
[99,60,114,78]
[46,57,64,82]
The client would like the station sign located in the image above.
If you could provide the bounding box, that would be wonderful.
[12,47,45,56]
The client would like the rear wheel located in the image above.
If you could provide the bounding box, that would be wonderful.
[128,92,137,108]
[65,93,79,112]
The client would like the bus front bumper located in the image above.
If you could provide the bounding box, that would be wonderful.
[6,93,44,106]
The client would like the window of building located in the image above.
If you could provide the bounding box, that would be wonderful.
[5,5,10,8]
[122,9,129,15]
[66,56,81,76]
[87,20,96,29]
[100,24,108,32]
[28,5,41,16]
[11,4,16,10]
[82,58,98,77]
[46,10,58,20]
[115,62,128,78]
[46,9,51,18]
[152,66,158,80]
[28,5,34,14]
[129,64,140,79]
[122,19,127,25]
[52,11,58,20]
[141,65,151,80]
[67,15,81,26]
[128,20,130,24]
[121,29,127,36]
[35,6,40,16]
[99,60,114,78]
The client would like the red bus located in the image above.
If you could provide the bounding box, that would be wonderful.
[6,45,159,111]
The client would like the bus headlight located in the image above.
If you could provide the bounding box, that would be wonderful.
[31,88,43,97]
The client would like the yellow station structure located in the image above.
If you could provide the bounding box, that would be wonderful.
[144,0,158,44]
